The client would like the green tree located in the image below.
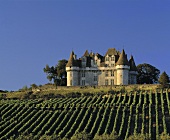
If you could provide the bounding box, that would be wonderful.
[19,85,29,92]
[43,59,68,87]
[57,59,68,85]
[137,63,160,84]
[30,83,38,89]
[159,71,170,85]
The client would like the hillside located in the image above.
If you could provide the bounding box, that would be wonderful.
[1,84,168,99]
[1,90,170,140]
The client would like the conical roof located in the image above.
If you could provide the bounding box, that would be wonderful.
[83,50,89,57]
[90,51,94,57]
[116,49,129,66]
[66,51,76,67]
[129,55,137,71]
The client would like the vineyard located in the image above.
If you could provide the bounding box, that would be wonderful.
[1,90,170,140]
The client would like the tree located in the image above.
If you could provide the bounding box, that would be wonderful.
[57,59,68,85]
[30,83,38,89]
[19,85,29,92]
[159,71,170,85]
[43,59,68,87]
[137,63,160,84]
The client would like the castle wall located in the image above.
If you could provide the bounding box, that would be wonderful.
[79,67,99,86]
[67,71,72,86]
[114,70,117,85]
[66,65,137,86]
[66,67,79,86]
[72,70,79,86]
[98,67,115,86]
[85,71,94,85]
[66,49,137,86]
[129,71,138,84]
[98,70,105,85]
[116,65,130,85]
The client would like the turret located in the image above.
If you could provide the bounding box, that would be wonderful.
[129,55,138,84]
[115,49,130,85]
[66,51,79,86]
[81,50,89,67]
[66,51,75,67]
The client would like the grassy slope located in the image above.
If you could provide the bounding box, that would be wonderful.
[1,84,168,99]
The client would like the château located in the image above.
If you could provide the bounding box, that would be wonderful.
[66,48,138,86]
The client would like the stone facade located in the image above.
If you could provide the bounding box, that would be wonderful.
[66,48,138,86]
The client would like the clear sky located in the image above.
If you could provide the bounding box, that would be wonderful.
[0,0,170,91]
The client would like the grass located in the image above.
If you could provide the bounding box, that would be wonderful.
[1,83,169,99]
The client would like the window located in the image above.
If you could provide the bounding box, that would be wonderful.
[111,71,114,76]
[82,80,85,85]
[105,71,108,77]
[105,57,109,61]
[111,79,114,85]
[105,79,108,85]
[111,57,114,61]
[70,72,72,77]
[82,71,85,77]
[94,76,97,81]
[111,64,114,67]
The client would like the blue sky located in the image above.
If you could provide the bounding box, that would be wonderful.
[0,0,170,91]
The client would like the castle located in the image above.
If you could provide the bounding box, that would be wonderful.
[66,48,138,86]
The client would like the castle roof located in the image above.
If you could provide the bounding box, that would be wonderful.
[90,51,95,57]
[129,55,137,71]
[116,49,130,66]
[96,53,103,60]
[66,51,76,67]
[105,48,120,56]
[83,50,89,57]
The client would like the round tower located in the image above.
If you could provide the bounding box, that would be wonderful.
[66,51,79,86]
[129,55,138,84]
[115,49,130,85]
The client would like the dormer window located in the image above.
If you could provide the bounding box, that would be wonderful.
[105,57,109,61]
[111,56,114,61]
